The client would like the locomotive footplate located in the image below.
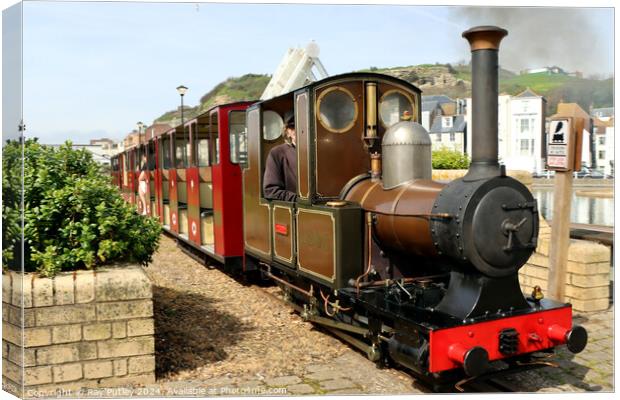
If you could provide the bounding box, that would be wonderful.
[338,286,587,376]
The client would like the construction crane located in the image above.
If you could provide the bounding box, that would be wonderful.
[260,41,329,100]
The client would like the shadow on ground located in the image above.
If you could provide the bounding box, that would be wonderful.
[152,285,254,379]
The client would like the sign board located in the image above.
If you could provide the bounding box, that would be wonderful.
[546,117,583,171]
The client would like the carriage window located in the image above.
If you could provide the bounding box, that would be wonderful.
[162,137,172,169]
[317,87,357,132]
[262,110,283,141]
[210,112,220,165]
[214,133,220,165]
[133,150,139,172]
[379,90,415,128]
[137,146,147,170]
[147,142,156,169]
[229,111,247,165]
[193,122,210,167]
[174,130,190,169]
[188,123,197,167]
[122,154,129,185]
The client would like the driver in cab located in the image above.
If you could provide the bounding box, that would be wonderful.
[263,111,297,202]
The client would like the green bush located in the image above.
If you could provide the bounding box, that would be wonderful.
[2,139,22,269]
[2,139,161,277]
[432,147,471,170]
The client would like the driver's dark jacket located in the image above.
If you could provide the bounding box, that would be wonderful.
[263,143,297,202]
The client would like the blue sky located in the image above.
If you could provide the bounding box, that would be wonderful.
[5,1,615,143]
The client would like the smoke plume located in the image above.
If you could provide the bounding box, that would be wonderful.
[451,7,613,78]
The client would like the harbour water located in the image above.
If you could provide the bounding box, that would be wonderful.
[532,188,614,227]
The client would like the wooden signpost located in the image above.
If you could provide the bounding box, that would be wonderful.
[546,115,585,301]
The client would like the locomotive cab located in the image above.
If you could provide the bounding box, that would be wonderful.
[243,73,423,287]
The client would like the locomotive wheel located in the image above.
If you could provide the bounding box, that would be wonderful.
[366,343,381,363]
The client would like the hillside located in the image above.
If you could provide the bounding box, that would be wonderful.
[154,74,269,125]
[153,65,612,125]
[372,64,612,114]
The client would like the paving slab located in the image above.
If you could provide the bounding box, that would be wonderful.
[318,378,358,391]
[286,383,316,395]
[264,375,301,387]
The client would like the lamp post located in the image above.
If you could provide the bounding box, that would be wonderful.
[176,85,188,166]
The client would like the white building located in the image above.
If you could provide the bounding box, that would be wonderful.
[421,101,442,131]
[591,107,614,122]
[466,88,546,173]
[604,126,614,176]
[429,114,467,153]
[421,95,454,131]
[593,118,614,176]
[49,143,111,165]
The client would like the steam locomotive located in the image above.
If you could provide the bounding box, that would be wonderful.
[111,26,587,388]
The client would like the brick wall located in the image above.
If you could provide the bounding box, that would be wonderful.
[2,266,155,397]
[519,217,611,312]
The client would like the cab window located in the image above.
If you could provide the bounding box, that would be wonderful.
[379,90,415,128]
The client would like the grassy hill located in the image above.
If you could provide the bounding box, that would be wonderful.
[198,74,269,110]
[500,73,612,115]
[153,65,612,125]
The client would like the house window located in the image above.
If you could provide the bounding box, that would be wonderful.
[519,139,534,156]
[442,116,453,128]
[449,132,455,142]
[520,118,530,133]
[598,136,606,146]
[598,150,606,160]
[435,133,441,142]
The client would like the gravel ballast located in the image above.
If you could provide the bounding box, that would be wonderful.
[145,235,349,382]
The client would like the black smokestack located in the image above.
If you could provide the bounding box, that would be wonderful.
[462,26,507,181]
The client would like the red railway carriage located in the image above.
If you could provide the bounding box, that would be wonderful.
[117,146,136,204]
[132,101,254,264]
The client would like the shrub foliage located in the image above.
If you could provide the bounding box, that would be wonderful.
[2,139,161,277]
[432,147,471,170]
